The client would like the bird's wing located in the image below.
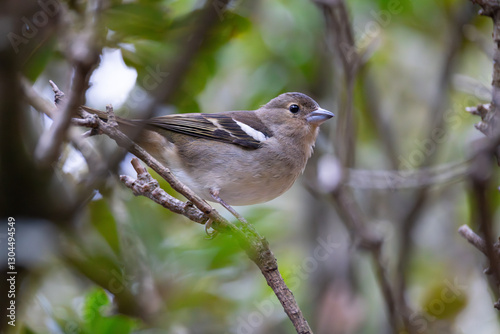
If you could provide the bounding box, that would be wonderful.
[146,111,273,149]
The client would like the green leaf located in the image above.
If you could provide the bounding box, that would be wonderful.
[20,326,37,334]
[171,13,250,108]
[105,3,170,40]
[89,200,120,254]
[22,37,57,81]
[83,288,110,325]
[421,280,468,320]
[83,288,137,334]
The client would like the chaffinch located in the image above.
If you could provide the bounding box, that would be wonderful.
[84,92,334,207]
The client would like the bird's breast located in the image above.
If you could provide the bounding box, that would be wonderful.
[146,135,310,206]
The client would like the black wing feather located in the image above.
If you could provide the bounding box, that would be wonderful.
[145,112,272,149]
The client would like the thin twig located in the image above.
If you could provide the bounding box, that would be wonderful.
[151,0,231,104]
[120,158,209,225]
[346,160,470,190]
[469,138,500,298]
[34,1,104,166]
[469,1,500,160]
[49,80,65,105]
[458,225,488,255]
[319,0,358,168]
[314,1,405,331]
[20,77,105,174]
[463,0,500,305]
[74,0,235,204]
[331,188,400,332]
[360,68,399,169]
[395,6,474,325]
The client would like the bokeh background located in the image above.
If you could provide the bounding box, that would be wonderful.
[1,0,500,333]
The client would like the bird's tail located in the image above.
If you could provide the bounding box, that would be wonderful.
[79,105,141,135]
[79,106,172,158]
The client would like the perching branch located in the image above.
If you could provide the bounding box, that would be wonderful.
[25,75,314,332]
[78,104,314,334]
[27,79,314,334]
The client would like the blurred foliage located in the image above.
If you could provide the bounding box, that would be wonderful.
[421,281,467,320]
[6,0,500,333]
[79,288,138,334]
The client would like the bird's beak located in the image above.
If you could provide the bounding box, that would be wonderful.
[307,108,335,125]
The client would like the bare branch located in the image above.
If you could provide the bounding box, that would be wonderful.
[49,80,65,105]
[461,0,500,307]
[151,0,232,104]
[21,77,58,118]
[360,70,400,169]
[470,0,500,16]
[120,158,209,225]
[395,7,475,323]
[468,137,500,299]
[313,1,408,331]
[34,1,104,166]
[20,77,105,175]
[317,0,358,168]
[331,187,401,332]
[346,160,469,190]
[468,1,500,159]
[458,225,488,255]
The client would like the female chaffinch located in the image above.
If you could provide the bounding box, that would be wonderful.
[85,92,334,207]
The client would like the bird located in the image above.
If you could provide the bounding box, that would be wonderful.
[82,92,334,213]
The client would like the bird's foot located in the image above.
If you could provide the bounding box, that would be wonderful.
[204,218,218,239]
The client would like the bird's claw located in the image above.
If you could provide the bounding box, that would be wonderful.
[204,219,218,239]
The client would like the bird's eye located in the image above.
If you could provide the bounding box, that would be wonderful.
[289,104,300,113]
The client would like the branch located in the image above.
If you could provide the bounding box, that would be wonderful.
[120,158,209,225]
[459,221,500,310]
[24,74,314,332]
[34,1,104,166]
[314,1,406,331]
[466,135,500,303]
[458,225,488,255]
[360,69,400,169]
[317,0,358,168]
[468,1,500,159]
[346,160,469,190]
[462,0,500,307]
[394,6,474,323]
[68,0,236,200]
[151,0,232,104]
[330,187,401,332]
[20,78,106,178]
[76,104,315,334]
[471,0,500,16]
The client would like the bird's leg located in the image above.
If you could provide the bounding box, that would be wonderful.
[209,188,249,226]
[186,199,216,238]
